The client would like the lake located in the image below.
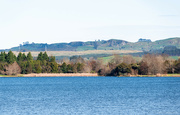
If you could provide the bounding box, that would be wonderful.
[0,77,180,115]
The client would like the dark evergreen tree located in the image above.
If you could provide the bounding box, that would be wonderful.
[37,52,43,61]
[6,51,16,64]
[51,62,58,73]
[112,63,131,76]
[34,60,42,73]
[61,62,67,73]
[17,52,23,64]
[27,52,33,61]
[43,52,49,61]
[22,53,27,61]
[0,52,6,62]
[26,61,33,74]
[20,61,27,74]
[67,64,73,73]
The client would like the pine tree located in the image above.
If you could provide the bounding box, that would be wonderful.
[22,53,27,61]
[43,52,49,61]
[26,61,33,74]
[37,52,43,61]
[51,62,58,73]
[27,52,33,61]
[17,52,23,63]
[6,51,16,64]
[61,62,67,73]
[34,60,42,73]
[20,61,27,74]
[0,52,6,62]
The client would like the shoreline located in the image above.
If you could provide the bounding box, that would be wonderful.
[0,73,180,77]
[128,74,180,77]
[22,73,98,77]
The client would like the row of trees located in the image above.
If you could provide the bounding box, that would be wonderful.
[17,52,85,74]
[0,51,86,74]
[0,51,180,75]
[97,54,180,76]
[0,51,17,64]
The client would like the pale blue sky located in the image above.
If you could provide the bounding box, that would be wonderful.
[0,0,180,49]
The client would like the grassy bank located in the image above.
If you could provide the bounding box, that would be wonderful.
[0,74,23,77]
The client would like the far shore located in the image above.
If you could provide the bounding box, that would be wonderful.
[22,73,98,77]
[129,74,180,77]
[0,73,180,77]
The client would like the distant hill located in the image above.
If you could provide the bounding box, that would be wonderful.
[162,46,180,56]
[5,39,129,52]
[1,38,180,56]
[122,37,180,51]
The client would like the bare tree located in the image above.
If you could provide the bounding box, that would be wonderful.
[164,59,175,74]
[122,55,136,65]
[141,54,166,75]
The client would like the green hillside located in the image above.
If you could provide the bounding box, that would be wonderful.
[1,38,180,55]
[122,37,180,51]
[6,39,129,52]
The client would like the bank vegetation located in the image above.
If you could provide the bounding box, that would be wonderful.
[0,51,180,76]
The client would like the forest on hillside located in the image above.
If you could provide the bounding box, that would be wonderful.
[0,51,180,76]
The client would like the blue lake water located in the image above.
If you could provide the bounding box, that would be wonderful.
[0,77,180,115]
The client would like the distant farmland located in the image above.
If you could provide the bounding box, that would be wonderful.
[13,50,142,57]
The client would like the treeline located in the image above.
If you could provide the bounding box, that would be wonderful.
[0,51,180,76]
[98,54,180,76]
[0,51,86,75]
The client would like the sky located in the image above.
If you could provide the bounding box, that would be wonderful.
[0,0,180,49]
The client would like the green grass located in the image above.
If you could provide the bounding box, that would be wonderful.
[99,55,114,64]
[170,56,180,60]
[166,74,180,76]
[76,46,95,51]
[99,55,142,64]
[97,47,118,50]
[0,74,14,77]
[0,74,23,77]
[100,55,179,64]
